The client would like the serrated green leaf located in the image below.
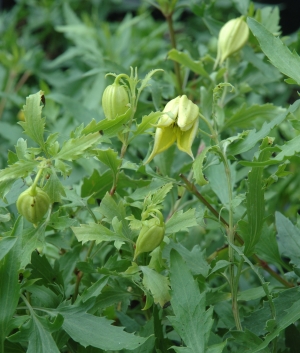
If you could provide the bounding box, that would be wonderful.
[276,212,300,266]
[96,149,121,185]
[48,211,77,230]
[15,138,28,160]
[19,91,45,147]
[130,179,168,200]
[169,250,217,353]
[21,223,46,269]
[81,276,109,303]
[97,193,132,239]
[165,209,198,234]
[230,330,267,353]
[246,297,300,352]
[0,237,17,261]
[248,18,300,85]
[145,182,173,209]
[223,104,285,130]
[0,159,38,182]
[255,224,285,270]
[244,287,300,336]
[82,108,132,137]
[241,140,272,255]
[26,285,60,308]
[55,132,101,161]
[193,147,210,186]
[57,305,148,350]
[138,69,164,95]
[131,111,162,139]
[273,134,300,161]
[11,314,62,353]
[81,169,112,199]
[0,179,15,202]
[93,287,132,312]
[205,161,236,207]
[44,170,66,203]
[227,109,287,155]
[0,218,21,348]
[241,134,300,168]
[72,223,131,245]
[168,49,209,77]
[165,241,210,277]
[140,266,170,307]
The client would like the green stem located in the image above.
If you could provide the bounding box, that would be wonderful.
[31,168,44,194]
[110,110,135,196]
[165,13,183,94]
[179,175,294,288]
[73,209,98,303]
[221,152,242,329]
[233,258,244,330]
[219,60,229,108]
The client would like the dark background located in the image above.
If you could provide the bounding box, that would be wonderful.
[1,0,299,35]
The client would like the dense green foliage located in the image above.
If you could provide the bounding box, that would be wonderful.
[2,0,300,352]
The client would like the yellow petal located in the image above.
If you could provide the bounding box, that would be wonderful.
[177,119,199,158]
[163,96,180,115]
[156,113,175,127]
[177,95,199,131]
[156,96,180,127]
[144,126,177,164]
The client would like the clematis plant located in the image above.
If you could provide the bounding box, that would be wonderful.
[144,95,199,163]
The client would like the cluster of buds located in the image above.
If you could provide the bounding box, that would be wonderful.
[17,186,50,224]
[215,16,249,67]
[145,95,199,164]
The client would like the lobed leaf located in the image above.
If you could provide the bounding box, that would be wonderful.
[55,132,101,161]
[140,266,170,307]
[19,91,45,148]
[57,305,149,350]
[248,18,300,85]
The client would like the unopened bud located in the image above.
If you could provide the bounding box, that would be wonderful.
[17,186,50,224]
[102,82,129,120]
[134,218,165,260]
[216,17,249,67]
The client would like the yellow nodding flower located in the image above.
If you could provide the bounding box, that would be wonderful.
[145,95,199,164]
[215,16,249,67]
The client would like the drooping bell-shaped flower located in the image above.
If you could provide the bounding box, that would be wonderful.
[215,16,249,67]
[145,95,199,164]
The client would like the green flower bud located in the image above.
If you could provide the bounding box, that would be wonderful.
[216,16,249,67]
[102,82,129,120]
[134,218,165,260]
[17,186,50,224]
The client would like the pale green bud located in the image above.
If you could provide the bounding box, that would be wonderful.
[216,17,249,66]
[17,186,50,224]
[177,95,199,131]
[134,218,165,260]
[102,82,129,120]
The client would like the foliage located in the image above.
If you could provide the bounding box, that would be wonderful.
[1,0,300,352]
